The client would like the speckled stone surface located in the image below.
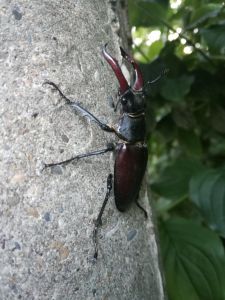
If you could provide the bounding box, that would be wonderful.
[0,1,165,299]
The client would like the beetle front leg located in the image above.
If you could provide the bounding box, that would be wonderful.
[44,81,115,133]
[93,173,113,260]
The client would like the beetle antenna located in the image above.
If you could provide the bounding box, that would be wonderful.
[114,97,121,112]
[145,68,169,88]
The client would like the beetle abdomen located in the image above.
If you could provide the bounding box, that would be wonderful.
[114,143,148,212]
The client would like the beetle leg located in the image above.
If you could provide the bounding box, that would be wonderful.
[43,144,114,170]
[93,174,113,260]
[135,199,148,219]
[107,95,116,110]
[44,81,114,133]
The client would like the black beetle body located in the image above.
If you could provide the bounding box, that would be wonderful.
[102,45,147,212]
[115,113,146,142]
[44,45,151,258]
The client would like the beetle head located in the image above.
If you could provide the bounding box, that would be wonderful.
[102,45,145,114]
[118,89,145,114]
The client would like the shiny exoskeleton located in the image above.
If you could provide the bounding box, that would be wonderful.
[44,45,151,259]
[102,46,148,212]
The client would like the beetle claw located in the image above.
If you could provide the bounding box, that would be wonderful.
[120,47,144,91]
[102,44,129,94]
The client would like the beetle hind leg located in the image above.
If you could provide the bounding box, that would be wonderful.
[93,174,113,260]
[135,199,148,219]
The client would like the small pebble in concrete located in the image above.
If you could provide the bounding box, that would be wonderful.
[43,212,51,222]
[127,229,137,241]
[12,7,22,20]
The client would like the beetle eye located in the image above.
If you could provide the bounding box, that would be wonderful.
[121,97,127,104]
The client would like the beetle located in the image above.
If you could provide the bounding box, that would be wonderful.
[44,44,164,259]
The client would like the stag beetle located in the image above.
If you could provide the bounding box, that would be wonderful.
[44,45,164,259]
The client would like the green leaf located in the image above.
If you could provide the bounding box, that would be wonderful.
[160,75,194,102]
[160,218,225,300]
[178,129,202,157]
[133,40,164,63]
[156,113,176,143]
[211,105,225,134]
[146,40,164,61]
[209,135,225,157]
[151,158,204,200]
[188,4,222,29]
[172,106,195,129]
[128,0,168,27]
[190,167,225,237]
[200,25,225,55]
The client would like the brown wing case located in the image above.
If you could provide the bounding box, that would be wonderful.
[114,144,148,211]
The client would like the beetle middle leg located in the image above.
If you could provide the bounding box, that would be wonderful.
[43,143,114,169]
[93,173,113,260]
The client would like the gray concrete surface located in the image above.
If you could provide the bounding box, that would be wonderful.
[0,0,165,299]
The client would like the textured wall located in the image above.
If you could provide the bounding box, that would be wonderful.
[0,1,165,299]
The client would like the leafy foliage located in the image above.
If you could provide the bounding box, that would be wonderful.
[190,167,225,237]
[160,218,225,300]
[128,0,225,299]
[151,158,204,200]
